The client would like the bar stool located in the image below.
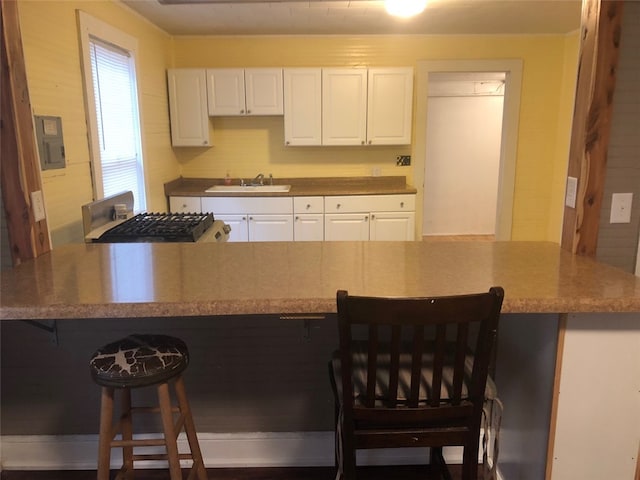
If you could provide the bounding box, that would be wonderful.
[89,334,208,480]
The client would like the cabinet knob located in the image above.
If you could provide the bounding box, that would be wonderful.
[247,110,251,114]
[364,215,369,222]
[368,140,372,145]
[242,216,247,221]
[203,141,208,145]
[286,141,290,145]
[295,216,299,221]
[249,216,253,221]
[361,141,365,145]
[240,109,245,114]
[336,203,341,209]
[400,202,404,208]
[306,204,311,210]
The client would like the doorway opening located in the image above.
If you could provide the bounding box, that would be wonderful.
[412,60,523,241]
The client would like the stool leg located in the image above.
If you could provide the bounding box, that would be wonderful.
[174,375,208,480]
[157,381,183,480]
[97,387,114,480]
[120,388,134,480]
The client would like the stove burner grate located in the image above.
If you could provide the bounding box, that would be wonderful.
[97,212,214,243]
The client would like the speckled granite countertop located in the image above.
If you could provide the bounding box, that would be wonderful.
[2,241,639,320]
[164,176,417,197]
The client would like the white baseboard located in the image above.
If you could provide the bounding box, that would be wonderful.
[0,432,503,479]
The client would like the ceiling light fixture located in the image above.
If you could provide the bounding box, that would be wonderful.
[384,0,428,18]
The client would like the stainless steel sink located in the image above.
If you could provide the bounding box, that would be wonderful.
[205,185,291,193]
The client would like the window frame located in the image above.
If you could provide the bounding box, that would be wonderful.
[77,10,147,211]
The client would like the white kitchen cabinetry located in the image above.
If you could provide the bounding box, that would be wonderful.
[201,196,293,242]
[367,68,414,145]
[324,194,416,241]
[169,196,202,214]
[293,196,324,241]
[322,68,367,146]
[321,67,413,146]
[206,68,283,116]
[283,68,322,146]
[167,69,211,147]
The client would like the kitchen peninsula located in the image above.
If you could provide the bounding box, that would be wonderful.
[1,241,639,480]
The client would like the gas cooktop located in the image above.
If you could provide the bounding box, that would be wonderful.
[96,212,214,243]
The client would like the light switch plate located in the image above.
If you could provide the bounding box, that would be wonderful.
[30,190,46,222]
[565,176,578,208]
[610,192,632,224]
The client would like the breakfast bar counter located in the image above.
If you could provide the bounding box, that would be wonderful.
[1,241,639,320]
[1,241,639,480]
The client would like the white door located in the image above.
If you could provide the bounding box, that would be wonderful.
[370,212,415,241]
[367,68,413,145]
[283,68,322,146]
[206,69,246,116]
[167,69,210,147]
[248,214,293,241]
[216,214,248,242]
[245,68,283,115]
[322,68,367,146]
[325,213,370,241]
[294,214,324,241]
[423,72,504,238]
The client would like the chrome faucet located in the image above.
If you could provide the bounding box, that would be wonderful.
[251,173,264,186]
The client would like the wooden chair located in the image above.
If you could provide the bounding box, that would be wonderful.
[329,287,504,480]
[89,334,208,480]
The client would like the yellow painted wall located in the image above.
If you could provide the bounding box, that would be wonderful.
[17,0,580,244]
[173,34,580,241]
[17,0,177,245]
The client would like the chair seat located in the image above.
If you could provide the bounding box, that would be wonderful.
[90,334,189,388]
[330,342,498,406]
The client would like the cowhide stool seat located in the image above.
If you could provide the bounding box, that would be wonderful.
[89,334,207,480]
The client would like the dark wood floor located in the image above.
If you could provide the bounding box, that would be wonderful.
[0,465,475,480]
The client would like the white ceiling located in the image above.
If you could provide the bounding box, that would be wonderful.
[121,0,582,36]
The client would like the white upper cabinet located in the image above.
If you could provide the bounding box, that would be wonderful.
[322,68,368,146]
[320,67,413,146]
[167,69,211,147]
[283,68,322,146]
[367,67,413,145]
[207,68,283,116]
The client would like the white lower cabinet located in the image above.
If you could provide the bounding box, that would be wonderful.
[293,196,324,241]
[202,197,293,242]
[324,194,416,241]
[169,196,202,214]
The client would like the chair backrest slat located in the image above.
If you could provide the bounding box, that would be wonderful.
[452,322,469,405]
[409,325,425,407]
[388,325,401,408]
[430,323,447,406]
[366,324,378,408]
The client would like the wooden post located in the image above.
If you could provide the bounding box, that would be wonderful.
[1,0,51,266]
[561,0,624,255]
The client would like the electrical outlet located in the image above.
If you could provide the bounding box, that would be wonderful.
[396,155,411,166]
[30,190,46,222]
[610,193,633,223]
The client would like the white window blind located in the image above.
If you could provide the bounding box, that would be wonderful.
[89,37,146,210]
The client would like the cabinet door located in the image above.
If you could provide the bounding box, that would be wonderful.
[322,68,367,146]
[167,69,210,147]
[367,68,414,145]
[284,68,322,146]
[216,214,248,242]
[294,214,324,241]
[206,69,246,116]
[370,212,415,240]
[324,213,369,241]
[169,196,202,214]
[249,214,293,241]
[245,68,283,115]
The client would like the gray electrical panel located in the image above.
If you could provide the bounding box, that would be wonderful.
[34,115,66,170]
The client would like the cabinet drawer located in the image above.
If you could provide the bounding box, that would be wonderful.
[293,196,324,214]
[324,194,415,213]
[170,196,202,213]
[202,196,293,214]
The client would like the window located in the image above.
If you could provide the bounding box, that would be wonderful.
[78,12,147,211]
